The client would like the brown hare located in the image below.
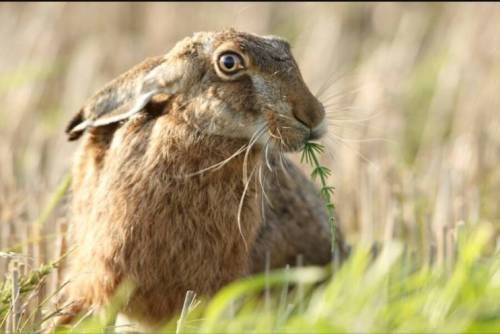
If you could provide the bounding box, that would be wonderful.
[59,29,347,329]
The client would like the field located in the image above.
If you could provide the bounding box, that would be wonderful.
[0,3,499,333]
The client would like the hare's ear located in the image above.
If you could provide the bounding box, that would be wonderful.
[66,55,182,141]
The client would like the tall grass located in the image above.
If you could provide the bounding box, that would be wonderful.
[54,224,500,333]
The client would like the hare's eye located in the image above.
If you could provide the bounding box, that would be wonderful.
[218,52,244,74]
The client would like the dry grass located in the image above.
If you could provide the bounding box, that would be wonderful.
[0,2,499,332]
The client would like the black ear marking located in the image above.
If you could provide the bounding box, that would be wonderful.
[144,94,172,118]
[65,109,85,141]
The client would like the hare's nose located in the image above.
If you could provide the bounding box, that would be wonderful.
[292,97,325,130]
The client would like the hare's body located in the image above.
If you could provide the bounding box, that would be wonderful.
[69,112,262,324]
[60,29,346,328]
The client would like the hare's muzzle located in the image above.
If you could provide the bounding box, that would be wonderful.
[290,89,326,140]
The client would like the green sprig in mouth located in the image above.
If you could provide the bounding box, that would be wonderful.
[300,141,339,259]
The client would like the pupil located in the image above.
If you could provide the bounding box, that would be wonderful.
[223,56,235,69]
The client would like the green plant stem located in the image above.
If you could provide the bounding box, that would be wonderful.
[301,142,338,259]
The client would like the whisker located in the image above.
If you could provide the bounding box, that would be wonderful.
[315,67,352,100]
[237,166,258,251]
[322,135,379,170]
[243,127,267,185]
[258,163,272,208]
[274,127,293,179]
[325,110,384,123]
[278,147,292,179]
[275,113,297,123]
[324,133,397,145]
[260,184,267,229]
[320,91,351,107]
[264,140,273,171]
[181,143,249,178]
[319,85,361,105]
[183,126,265,178]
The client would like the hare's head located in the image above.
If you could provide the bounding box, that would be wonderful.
[67,29,325,152]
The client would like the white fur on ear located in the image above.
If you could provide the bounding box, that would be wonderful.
[90,90,160,128]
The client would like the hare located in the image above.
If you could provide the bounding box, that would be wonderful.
[59,29,347,329]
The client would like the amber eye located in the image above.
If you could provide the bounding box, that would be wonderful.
[218,52,244,74]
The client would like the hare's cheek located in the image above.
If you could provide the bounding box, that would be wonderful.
[186,97,244,137]
[184,97,221,133]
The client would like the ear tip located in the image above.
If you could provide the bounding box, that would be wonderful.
[67,130,83,141]
[65,109,86,141]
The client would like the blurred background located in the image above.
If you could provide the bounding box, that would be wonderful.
[0,2,499,279]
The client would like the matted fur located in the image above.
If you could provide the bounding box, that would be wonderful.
[59,29,347,328]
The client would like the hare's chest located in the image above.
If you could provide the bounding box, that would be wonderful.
[114,180,262,302]
[116,173,262,267]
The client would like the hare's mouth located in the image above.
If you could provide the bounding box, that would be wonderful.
[268,122,326,152]
[309,121,327,141]
[267,124,310,152]
[262,109,327,152]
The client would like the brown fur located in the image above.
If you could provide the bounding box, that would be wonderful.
[59,29,346,329]
[251,155,348,272]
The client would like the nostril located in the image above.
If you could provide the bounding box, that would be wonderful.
[292,102,325,130]
[292,106,319,129]
[292,110,311,128]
